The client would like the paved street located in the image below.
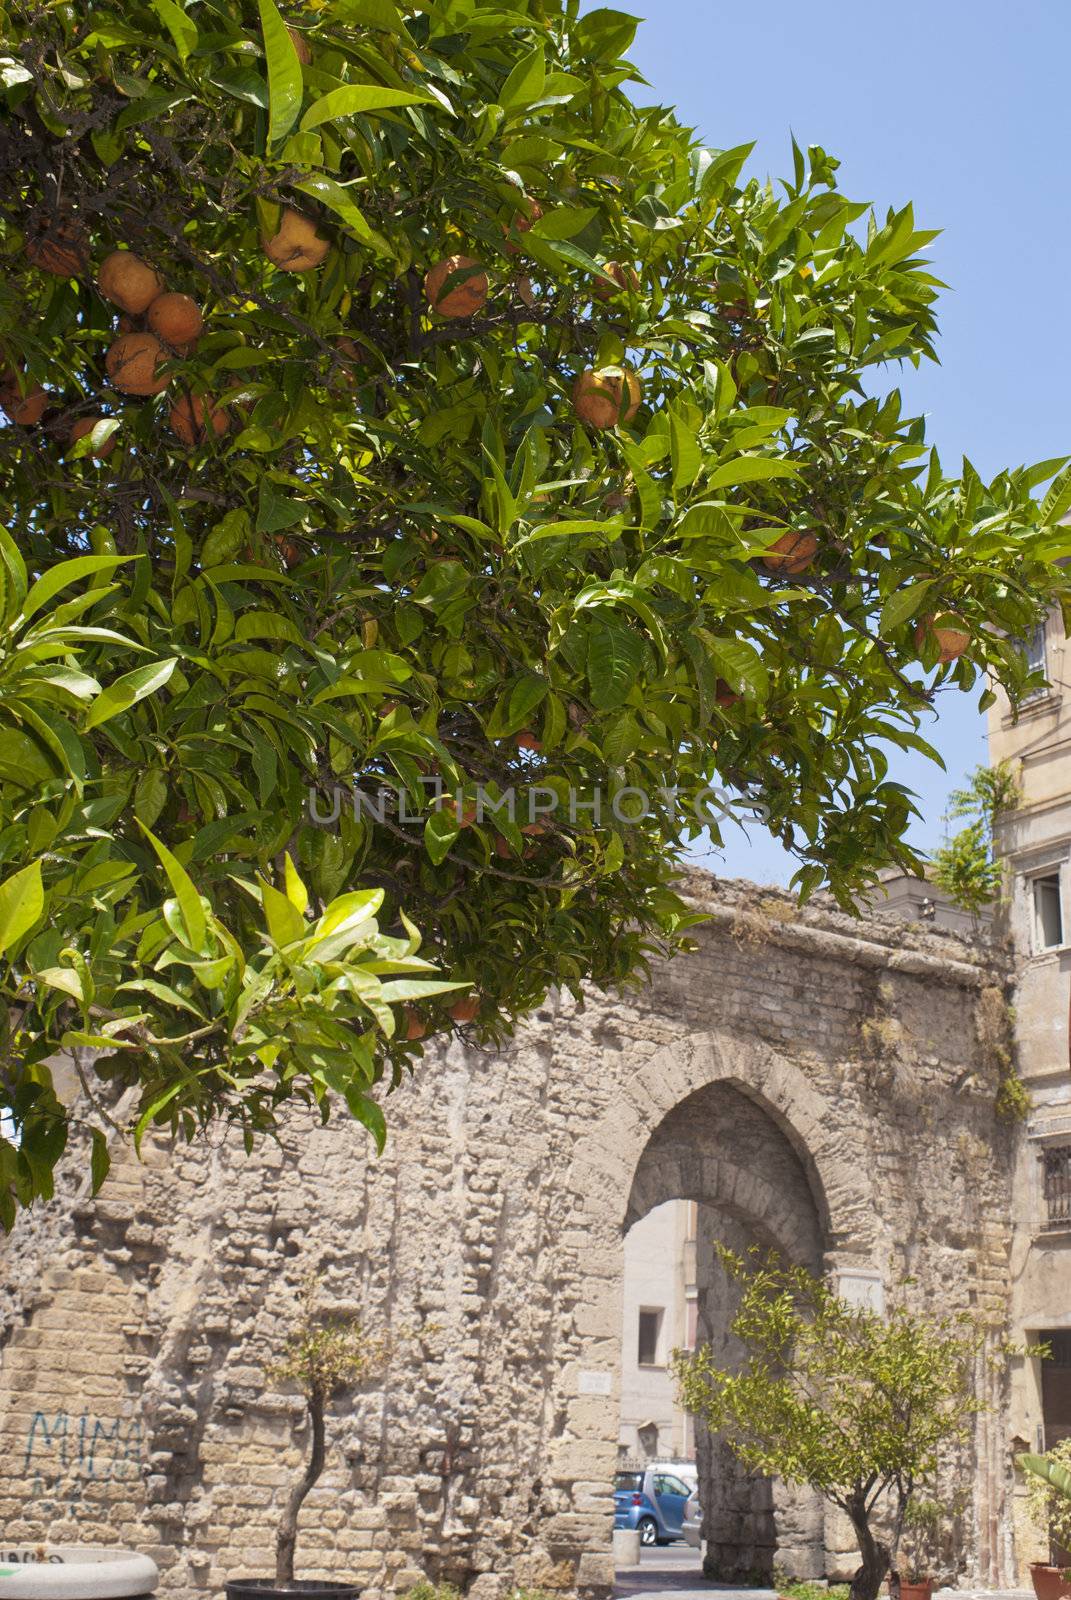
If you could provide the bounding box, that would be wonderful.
[613,1547,776,1600]
[612,1547,1033,1600]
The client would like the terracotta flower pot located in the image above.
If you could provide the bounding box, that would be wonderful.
[899,1581,934,1600]
[1031,1563,1071,1600]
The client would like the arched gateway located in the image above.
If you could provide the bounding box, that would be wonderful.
[0,877,1020,1600]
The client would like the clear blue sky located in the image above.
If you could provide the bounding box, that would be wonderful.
[590,0,1071,885]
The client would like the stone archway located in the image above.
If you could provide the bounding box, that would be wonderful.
[626,1080,826,1581]
[559,1030,879,1593]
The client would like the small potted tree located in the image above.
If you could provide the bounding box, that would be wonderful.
[895,1495,953,1600]
[675,1248,987,1600]
[224,1272,390,1600]
[1018,1444,1071,1600]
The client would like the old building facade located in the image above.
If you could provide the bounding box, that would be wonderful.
[989,608,1071,1560]
[0,875,1028,1598]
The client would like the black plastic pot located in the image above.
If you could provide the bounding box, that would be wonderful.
[225,1583,359,1600]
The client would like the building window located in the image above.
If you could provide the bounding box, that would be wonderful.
[638,1307,664,1367]
[1042,1149,1071,1232]
[1026,622,1048,677]
[1034,874,1064,951]
[1017,620,1050,703]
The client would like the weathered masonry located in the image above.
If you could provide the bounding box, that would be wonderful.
[0,874,1027,1598]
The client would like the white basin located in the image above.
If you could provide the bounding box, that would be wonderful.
[0,1550,158,1600]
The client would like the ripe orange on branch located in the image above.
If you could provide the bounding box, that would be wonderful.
[424,255,489,319]
[502,197,543,256]
[25,217,88,277]
[915,615,971,665]
[261,209,329,272]
[105,332,171,396]
[593,261,640,300]
[98,250,166,314]
[402,1006,427,1042]
[0,376,47,426]
[168,393,230,448]
[762,531,819,573]
[147,293,203,353]
[68,417,117,459]
[572,366,642,429]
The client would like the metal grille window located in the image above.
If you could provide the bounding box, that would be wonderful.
[1042,1146,1071,1229]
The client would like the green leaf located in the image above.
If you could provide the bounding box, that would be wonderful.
[84,658,177,730]
[299,85,432,131]
[149,0,198,61]
[90,1128,110,1195]
[705,457,800,491]
[284,854,309,915]
[880,580,935,638]
[0,860,43,955]
[23,554,137,623]
[139,825,208,953]
[1041,463,1071,527]
[499,44,545,111]
[36,966,84,1002]
[135,768,169,829]
[588,619,643,710]
[378,978,465,1001]
[1018,1453,1071,1502]
[670,413,702,494]
[260,878,306,947]
[530,206,599,241]
[424,807,459,866]
[258,0,304,147]
[294,176,392,257]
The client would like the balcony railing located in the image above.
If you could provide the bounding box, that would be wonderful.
[1042,1146,1071,1230]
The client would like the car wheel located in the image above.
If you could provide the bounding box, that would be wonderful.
[638,1517,658,1547]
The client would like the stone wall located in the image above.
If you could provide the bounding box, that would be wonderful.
[0,873,1021,1597]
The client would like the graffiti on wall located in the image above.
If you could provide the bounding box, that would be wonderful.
[22,1410,143,1513]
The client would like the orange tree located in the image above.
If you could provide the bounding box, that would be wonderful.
[0,0,1067,1218]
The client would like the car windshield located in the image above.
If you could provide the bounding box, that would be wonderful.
[614,1472,644,1492]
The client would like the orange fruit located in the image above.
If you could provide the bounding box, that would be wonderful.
[762,531,819,574]
[168,392,229,447]
[514,732,542,751]
[571,367,642,429]
[147,292,203,353]
[0,379,47,426]
[271,534,302,569]
[594,261,640,301]
[105,332,171,396]
[261,209,329,271]
[715,679,740,708]
[449,994,481,1024]
[98,250,166,314]
[502,198,543,256]
[424,255,488,319]
[68,417,117,459]
[25,217,88,277]
[403,1006,427,1042]
[915,616,970,665]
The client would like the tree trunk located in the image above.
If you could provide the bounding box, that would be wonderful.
[846,1497,891,1600]
[276,1396,326,1585]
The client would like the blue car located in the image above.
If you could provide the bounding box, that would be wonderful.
[613,1468,693,1546]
